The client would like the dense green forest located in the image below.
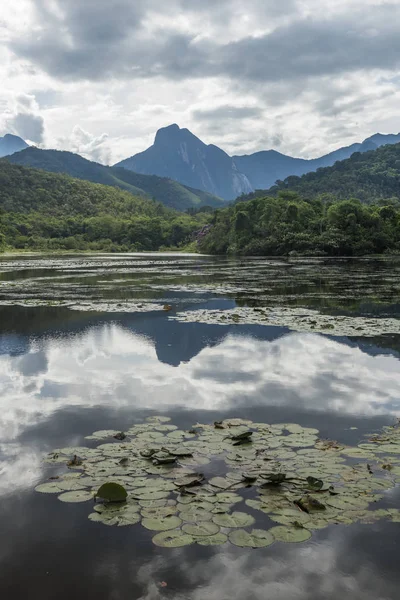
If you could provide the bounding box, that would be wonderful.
[0,161,209,252]
[199,191,400,256]
[7,147,224,211]
[239,143,400,204]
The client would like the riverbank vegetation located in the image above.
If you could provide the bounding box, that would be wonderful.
[199,192,400,256]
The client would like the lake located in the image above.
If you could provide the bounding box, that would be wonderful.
[0,253,400,600]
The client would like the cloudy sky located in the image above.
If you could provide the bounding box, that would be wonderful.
[1,0,400,164]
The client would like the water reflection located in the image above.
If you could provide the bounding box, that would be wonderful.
[1,318,400,598]
[1,324,400,447]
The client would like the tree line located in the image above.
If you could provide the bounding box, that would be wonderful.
[199,192,400,256]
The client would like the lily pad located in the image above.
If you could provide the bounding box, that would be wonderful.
[142,515,182,531]
[35,482,63,494]
[141,506,177,519]
[152,530,194,547]
[182,521,220,536]
[96,482,127,503]
[58,490,94,503]
[195,533,228,546]
[209,477,234,490]
[212,511,255,528]
[269,526,312,543]
[229,529,274,548]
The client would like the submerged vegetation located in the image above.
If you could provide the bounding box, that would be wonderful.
[199,193,400,256]
[36,416,400,548]
[0,161,209,252]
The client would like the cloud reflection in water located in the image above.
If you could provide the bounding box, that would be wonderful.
[1,325,399,446]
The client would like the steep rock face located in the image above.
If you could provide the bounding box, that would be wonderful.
[0,134,29,158]
[234,133,400,191]
[115,124,253,201]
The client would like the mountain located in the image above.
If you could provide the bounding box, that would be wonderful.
[266,142,400,202]
[0,134,29,158]
[115,124,400,199]
[234,133,400,191]
[114,124,253,201]
[7,146,224,211]
[0,160,208,252]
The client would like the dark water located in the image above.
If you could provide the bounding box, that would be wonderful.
[0,254,400,600]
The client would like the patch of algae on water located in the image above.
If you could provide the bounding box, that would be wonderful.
[35,418,400,548]
[170,307,400,337]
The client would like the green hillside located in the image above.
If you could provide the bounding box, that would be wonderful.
[0,160,209,252]
[7,147,225,211]
[267,143,400,202]
[199,191,400,256]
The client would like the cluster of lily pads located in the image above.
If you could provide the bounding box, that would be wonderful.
[35,417,400,548]
[171,307,400,337]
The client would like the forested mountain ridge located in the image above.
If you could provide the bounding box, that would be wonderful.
[199,191,400,256]
[267,142,400,202]
[233,132,400,190]
[7,146,224,211]
[0,160,209,252]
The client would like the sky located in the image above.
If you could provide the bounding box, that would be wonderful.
[1,0,400,165]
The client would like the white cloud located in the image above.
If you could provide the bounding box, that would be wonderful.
[1,93,45,144]
[0,0,399,161]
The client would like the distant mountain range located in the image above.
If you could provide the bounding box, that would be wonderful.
[233,133,400,191]
[6,147,224,211]
[0,134,28,158]
[4,126,400,206]
[115,126,400,200]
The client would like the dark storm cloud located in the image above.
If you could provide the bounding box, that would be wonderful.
[216,16,400,82]
[8,1,400,84]
[193,106,263,121]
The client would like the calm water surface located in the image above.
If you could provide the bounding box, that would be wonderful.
[0,254,400,600]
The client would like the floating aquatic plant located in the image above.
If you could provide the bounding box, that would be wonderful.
[36,417,400,548]
[170,307,400,337]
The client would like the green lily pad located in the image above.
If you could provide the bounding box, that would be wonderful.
[146,416,171,423]
[212,511,255,528]
[269,526,312,543]
[195,533,228,546]
[269,509,311,526]
[142,515,182,531]
[58,490,94,503]
[326,495,370,510]
[229,529,274,548]
[35,482,63,494]
[131,489,170,501]
[152,530,194,547]
[96,482,127,503]
[209,477,234,490]
[57,479,89,491]
[141,506,177,519]
[182,521,220,536]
